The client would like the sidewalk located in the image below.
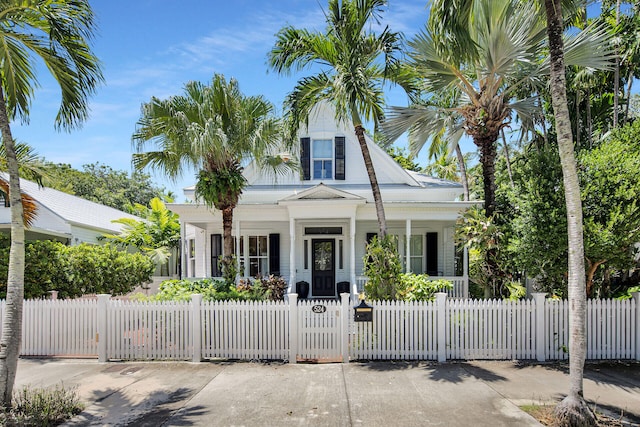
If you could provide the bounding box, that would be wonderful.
[14,358,640,426]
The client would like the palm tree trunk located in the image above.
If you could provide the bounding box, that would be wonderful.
[500,129,514,189]
[0,87,25,406]
[544,1,595,425]
[476,136,498,217]
[613,0,620,128]
[454,144,469,201]
[624,70,633,125]
[354,124,387,237]
[221,206,236,282]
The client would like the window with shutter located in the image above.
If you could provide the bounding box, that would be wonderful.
[269,233,280,275]
[301,137,310,180]
[211,234,222,276]
[335,136,345,180]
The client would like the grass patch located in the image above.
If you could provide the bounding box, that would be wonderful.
[0,384,84,426]
[520,403,632,427]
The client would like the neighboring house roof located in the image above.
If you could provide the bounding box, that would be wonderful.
[0,173,139,234]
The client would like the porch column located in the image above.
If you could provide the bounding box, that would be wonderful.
[180,221,187,278]
[463,246,469,299]
[405,219,412,272]
[350,215,356,296]
[289,217,296,293]
[200,228,206,278]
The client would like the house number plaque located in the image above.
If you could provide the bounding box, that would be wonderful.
[311,304,327,313]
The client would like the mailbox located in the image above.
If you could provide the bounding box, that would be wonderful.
[354,300,373,322]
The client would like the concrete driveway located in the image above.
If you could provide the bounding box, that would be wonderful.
[14,358,640,426]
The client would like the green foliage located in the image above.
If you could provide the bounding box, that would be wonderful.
[142,276,287,302]
[455,206,511,297]
[0,241,154,299]
[504,281,527,301]
[396,274,452,301]
[617,285,640,300]
[385,147,421,171]
[363,235,403,300]
[43,162,165,212]
[64,244,155,296]
[502,144,569,294]
[0,240,68,299]
[195,167,246,210]
[490,121,640,298]
[102,197,180,275]
[580,122,640,273]
[0,385,83,426]
[237,275,288,301]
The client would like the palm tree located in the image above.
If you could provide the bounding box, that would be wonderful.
[102,197,181,276]
[545,1,596,425]
[0,142,49,226]
[0,0,102,405]
[267,0,416,237]
[382,0,611,218]
[132,74,287,280]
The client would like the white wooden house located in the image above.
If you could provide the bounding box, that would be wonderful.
[169,103,477,299]
[0,173,140,244]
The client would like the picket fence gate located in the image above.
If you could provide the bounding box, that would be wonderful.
[1,292,638,363]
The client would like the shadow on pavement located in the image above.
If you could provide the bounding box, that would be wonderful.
[72,386,203,426]
[352,360,508,383]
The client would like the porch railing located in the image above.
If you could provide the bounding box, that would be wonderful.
[356,275,468,299]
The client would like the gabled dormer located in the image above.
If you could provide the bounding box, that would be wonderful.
[244,102,421,188]
[299,136,346,181]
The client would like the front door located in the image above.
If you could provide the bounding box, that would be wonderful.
[312,239,335,297]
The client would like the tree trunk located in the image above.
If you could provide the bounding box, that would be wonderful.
[613,0,620,128]
[0,87,25,407]
[624,70,633,125]
[354,124,387,237]
[475,135,498,217]
[454,144,469,201]
[585,259,606,298]
[221,206,236,282]
[500,129,514,189]
[544,1,595,425]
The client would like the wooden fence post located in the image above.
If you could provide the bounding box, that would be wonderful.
[436,292,447,362]
[97,294,109,362]
[340,292,350,363]
[288,293,298,364]
[633,292,640,361]
[191,294,202,363]
[532,293,547,362]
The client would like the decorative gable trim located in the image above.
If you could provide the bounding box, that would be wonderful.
[279,183,365,205]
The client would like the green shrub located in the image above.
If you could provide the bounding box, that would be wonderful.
[0,240,155,299]
[0,385,84,426]
[396,274,453,301]
[147,278,244,302]
[144,275,288,302]
[363,235,403,300]
[64,243,154,296]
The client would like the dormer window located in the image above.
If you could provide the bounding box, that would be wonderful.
[313,139,333,179]
[301,136,345,181]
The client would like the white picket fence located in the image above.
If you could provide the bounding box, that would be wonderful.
[0,292,638,362]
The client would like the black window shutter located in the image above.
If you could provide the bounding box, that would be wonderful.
[426,232,438,276]
[335,136,345,180]
[366,233,377,244]
[269,233,280,276]
[211,234,222,277]
[301,137,311,180]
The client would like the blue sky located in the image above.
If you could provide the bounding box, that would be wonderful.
[11,1,435,201]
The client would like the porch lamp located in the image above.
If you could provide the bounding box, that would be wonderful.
[278,152,292,163]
